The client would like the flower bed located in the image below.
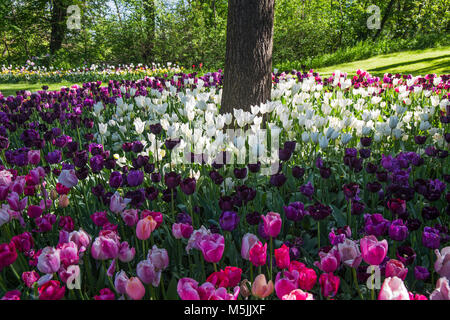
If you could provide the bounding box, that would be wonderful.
[0,69,449,300]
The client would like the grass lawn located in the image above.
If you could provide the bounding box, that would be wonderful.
[0,46,449,97]
[317,46,450,76]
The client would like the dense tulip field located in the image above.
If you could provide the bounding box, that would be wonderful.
[0,68,449,300]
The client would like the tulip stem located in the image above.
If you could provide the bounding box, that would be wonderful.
[347,199,351,229]
[269,237,273,281]
[213,263,218,273]
[352,268,363,300]
[250,264,254,284]
[429,250,434,285]
[317,222,320,250]
[9,264,21,282]
[160,273,166,299]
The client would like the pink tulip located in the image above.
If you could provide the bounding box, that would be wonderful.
[91,230,120,260]
[198,282,216,300]
[252,274,274,298]
[9,177,26,195]
[385,259,408,280]
[210,286,240,300]
[378,276,410,300]
[120,209,139,227]
[241,233,259,260]
[110,191,131,214]
[28,150,41,165]
[68,229,91,253]
[409,292,428,300]
[147,245,169,271]
[118,242,135,263]
[177,278,200,300]
[7,192,27,212]
[275,270,299,299]
[314,247,340,273]
[360,235,388,266]
[136,216,157,240]
[22,271,40,288]
[37,247,60,274]
[136,259,161,287]
[199,233,225,263]
[249,241,267,267]
[429,277,450,300]
[434,246,450,279]
[172,223,193,239]
[0,170,13,187]
[282,289,314,300]
[186,226,211,253]
[58,241,79,268]
[337,238,362,268]
[274,244,290,269]
[261,211,282,238]
[114,270,129,295]
[319,273,340,298]
[126,277,145,300]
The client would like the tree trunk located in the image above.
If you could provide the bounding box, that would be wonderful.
[220,0,275,115]
[49,0,68,55]
[373,0,396,40]
[142,0,156,64]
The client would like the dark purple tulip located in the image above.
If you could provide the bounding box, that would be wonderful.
[279,148,292,161]
[365,162,378,174]
[257,221,270,241]
[363,213,390,236]
[125,189,146,208]
[284,141,296,152]
[307,203,332,221]
[122,142,133,152]
[357,265,370,282]
[45,150,62,164]
[235,185,256,203]
[73,150,88,168]
[0,136,9,150]
[246,211,261,225]
[234,168,247,180]
[219,196,234,211]
[209,170,224,185]
[90,155,104,173]
[270,173,287,187]
[319,167,331,179]
[366,181,382,193]
[248,162,261,173]
[445,133,450,143]
[162,188,177,203]
[151,172,161,183]
[345,148,357,157]
[425,146,437,157]
[164,172,181,189]
[180,177,196,195]
[91,184,105,198]
[75,167,89,180]
[127,170,144,187]
[422,206,440,220]
[144,163,155,174]
[131,141,144,153]
[209,224,221,234]
[145,187,159,201]
[414,136,427,145]
[351,200,365,215]
[396,246,416,266]
[219,211,240,231]
[422,227,440,249]
[414,266,430,281]
[109,171,123,188]
[176,212,192,225]
[316,157,323,169]
[165,139,180,150]
[359,148,371,159]
[388,219,408,241]
[376,170,388,182]
[300,181,314,199]
[283,202,306,221]
[360,137,372,147]
[292,166,305,179]
[406,218,421,231]
[150,123,162,135]
[342,183,360,201]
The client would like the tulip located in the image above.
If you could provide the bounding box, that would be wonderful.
[429,277,450,300]
[249,241,267,267]
[241,233,259,260]
[199,233,225,263]
[58,241,79,268]
[434,246,450,279]
[1,290,21,300]
[37,247,61,274]
[22,271,40,288]
[219,211,240,231]
[118,242,136,263]
[136,259,161,287]
[252,274,274,298]
[261,212,282,238]
[38,280,65,300]
[282,289,314,300]
[0,204,10,226]
[110,191,131,214]
[94,288,115,300]
[314,247,340,273]
[126,277,146,300]
[114,270,129,295]
[223,266,242,288]
[275,270,299,299]
[319,273,340,298]
[385,259,408,280]
[177,278,200,300]
[337,238,362,268]
[274,244,290,269]
[58,169,78,188]
[172,223,193,239]
[0,241,18,271]
[378,276,410,300]
[120,209,139,227]
[91,231,120,260]
[180,177,196,195]
[147,245,169,270]
[127,170,144,187]
[289,262,317,291]
[360,235,388,265]
[136,215,157,240]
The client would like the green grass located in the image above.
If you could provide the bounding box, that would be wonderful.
[1,46,449,97]
[317,46,450,77]
[0,82,78,97]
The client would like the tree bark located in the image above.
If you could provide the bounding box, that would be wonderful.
[142,0,156,63]
[373,0,396,40]
[49,0,68,55]
[220,0,275,115]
